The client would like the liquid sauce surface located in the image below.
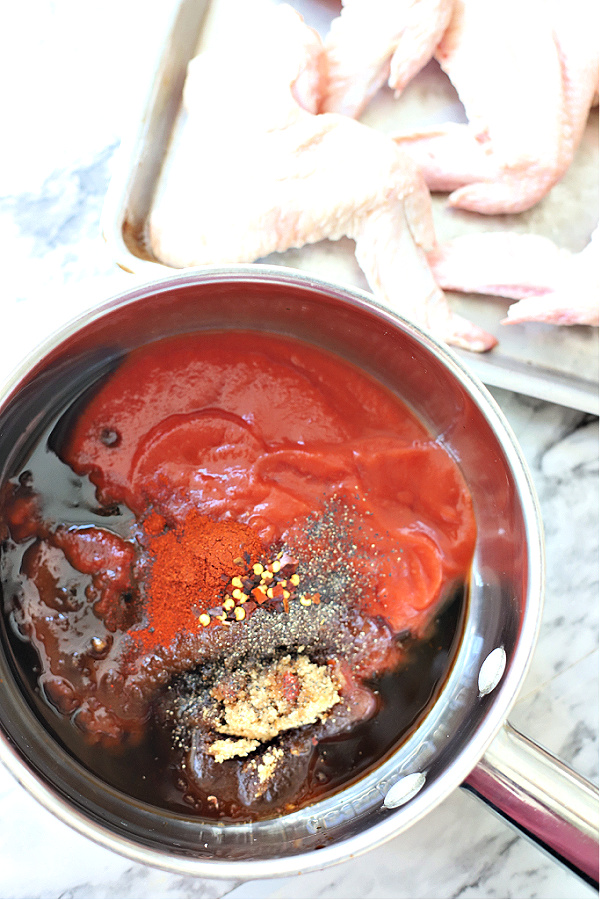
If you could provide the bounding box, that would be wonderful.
[1,331,476,820]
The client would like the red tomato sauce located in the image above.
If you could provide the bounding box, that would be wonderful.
[63,331,475,636]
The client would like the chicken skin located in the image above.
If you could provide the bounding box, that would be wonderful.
[320,0,454,118]
[148,3,495,352]
[394,0,598,214]
[429,231,599,326]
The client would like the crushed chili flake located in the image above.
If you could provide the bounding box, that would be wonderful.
[208,550,329,626]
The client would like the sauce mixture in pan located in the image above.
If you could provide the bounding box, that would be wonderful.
[0,331,475,821]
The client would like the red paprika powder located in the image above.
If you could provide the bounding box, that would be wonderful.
[134,509,263,651]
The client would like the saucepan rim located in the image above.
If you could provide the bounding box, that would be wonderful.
[0,264,544,879]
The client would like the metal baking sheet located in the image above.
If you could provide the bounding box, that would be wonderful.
[102,0,599,414]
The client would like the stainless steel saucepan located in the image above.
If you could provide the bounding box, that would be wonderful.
[0,267,597,885]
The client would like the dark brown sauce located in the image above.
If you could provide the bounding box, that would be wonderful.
[0,359,468,822]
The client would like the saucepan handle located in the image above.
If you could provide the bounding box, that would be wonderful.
[462,722,599,888]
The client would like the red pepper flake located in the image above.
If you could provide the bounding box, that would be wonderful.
[281,671,301,704]
[252,586,268,604]
[270,583,285,600]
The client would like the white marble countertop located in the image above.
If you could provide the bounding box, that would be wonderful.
[1,2,598,898]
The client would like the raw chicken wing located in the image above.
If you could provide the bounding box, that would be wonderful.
[320,0,454,117]
[429,231,599,326]
[395,0,599,214]
[149,3,495,352]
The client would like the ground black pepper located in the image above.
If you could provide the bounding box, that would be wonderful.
[282,494,379,605]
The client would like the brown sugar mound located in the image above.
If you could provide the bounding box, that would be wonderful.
[208,654,341,744]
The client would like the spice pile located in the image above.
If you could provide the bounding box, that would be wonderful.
[133,509,263,651]
[132,508,335,654]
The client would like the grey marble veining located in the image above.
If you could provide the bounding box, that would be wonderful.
[224,791,598,900]
[1,1,598,898]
